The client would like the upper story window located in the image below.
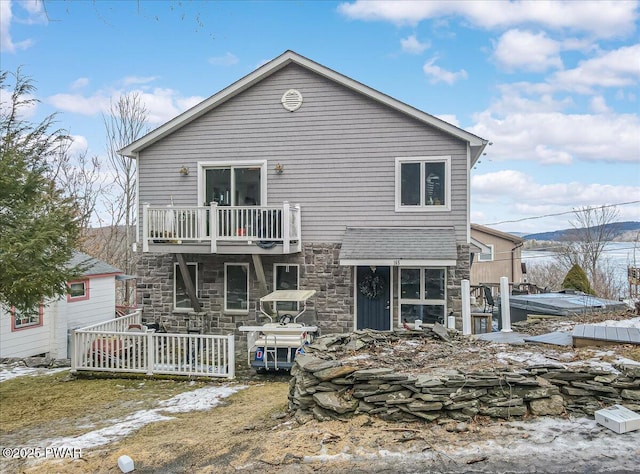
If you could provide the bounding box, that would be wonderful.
[12,305,44,331]
[395,156,451,212]
[478,244,494,262]
[174,262,198,311]
[67,280,90,302]
[202,162,267,207]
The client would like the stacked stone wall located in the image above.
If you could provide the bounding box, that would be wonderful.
[289,354,640,423]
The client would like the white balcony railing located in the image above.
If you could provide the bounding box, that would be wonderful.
[142,202,301,253]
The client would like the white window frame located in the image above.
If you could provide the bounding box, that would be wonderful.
[395,156,451,212]
[173,262,198,312]
[398,267,447,325]
[197,160,267,207]
[478,244,494,262]
[273,263,300,313]
[224,262,250,313]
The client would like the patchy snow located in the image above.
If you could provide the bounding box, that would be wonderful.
[302,416,640,471]
[592,316,640,328]
[0,365,68,382]
[42,384,246,450]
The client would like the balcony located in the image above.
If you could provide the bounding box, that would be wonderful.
[141,202,301,254]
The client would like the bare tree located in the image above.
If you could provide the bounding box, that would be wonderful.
[102,93,148,305]
[48,139,103,232]
[556,205,620,297]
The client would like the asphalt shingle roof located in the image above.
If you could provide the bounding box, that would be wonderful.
[68,250,123,277]
[339,227,458,262]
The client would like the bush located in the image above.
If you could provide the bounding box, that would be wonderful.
[562,264,595,295]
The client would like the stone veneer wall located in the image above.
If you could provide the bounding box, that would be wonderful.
[135,242,470,367]
[135,243,353,351]
[289,353,640,422]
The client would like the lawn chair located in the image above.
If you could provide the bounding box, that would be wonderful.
[483,286,495,314]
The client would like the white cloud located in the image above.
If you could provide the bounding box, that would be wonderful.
[122,76,159,86]
[65,134,89,156]
[472,170,640,215]
[47,87,205,125]
[0,0,47,53]
[400,34,429,54]
[422,57,467,85]
[550,44,640,93]
[435,114,459,127]
[70,77,90,90]
[492,29,563,72]
[337,1,638,38]
[589,96,611,114]
[470,105,640,164]
[208,52,239,66]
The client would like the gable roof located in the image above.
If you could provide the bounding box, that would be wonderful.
[119,50,487,162]
[471,224,525,245]
[69,250,123,277]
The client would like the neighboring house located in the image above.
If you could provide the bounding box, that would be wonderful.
[470,223,525,286]
[119,50,487,338]
[0,251,123,359]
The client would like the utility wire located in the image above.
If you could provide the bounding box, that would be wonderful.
[482,201,640,226]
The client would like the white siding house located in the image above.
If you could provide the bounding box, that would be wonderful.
[0,251,122,359]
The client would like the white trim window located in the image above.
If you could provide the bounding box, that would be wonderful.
[398,267,446,325]
[395,156,451,211]
[273,264,299,313]
[225,263,249,313]
[174,262,198,311]
[478,244,494,262]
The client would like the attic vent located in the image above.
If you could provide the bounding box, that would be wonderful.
[281,89,303,112]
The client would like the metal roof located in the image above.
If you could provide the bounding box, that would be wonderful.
[338,227,458,266]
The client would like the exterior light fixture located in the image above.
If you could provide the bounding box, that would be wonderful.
[274,163,284,174]
[179,166,189,176]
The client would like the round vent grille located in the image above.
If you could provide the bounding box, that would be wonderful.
[281,89,303,112]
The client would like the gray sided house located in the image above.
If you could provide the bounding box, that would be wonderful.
[119,50,487,344]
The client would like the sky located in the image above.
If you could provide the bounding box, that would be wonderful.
[1,0,639,234]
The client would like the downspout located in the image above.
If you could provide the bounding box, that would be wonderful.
[511,242,524,283]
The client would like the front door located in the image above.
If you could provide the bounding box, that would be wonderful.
[356,266,391,330]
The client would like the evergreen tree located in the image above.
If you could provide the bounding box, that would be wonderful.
[561,264,595,295]
[0,69,82,315]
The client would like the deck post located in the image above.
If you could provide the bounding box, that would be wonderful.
[142,203,150,252]
[146,331,154,375]
[500,276,512,332]
[461,279,471,335]
[210,202,218,253]
[227,334,235,379]
[282,201,290,254]
[70,329,77,374]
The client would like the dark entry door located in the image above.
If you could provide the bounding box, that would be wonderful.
[356,266,391,330]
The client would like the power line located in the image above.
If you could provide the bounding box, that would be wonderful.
[482,201,640,226]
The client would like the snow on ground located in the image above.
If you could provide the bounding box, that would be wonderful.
[0,365,68,382]
[592,316,640,328]
[42,384,246,450]
[303,416,640,471]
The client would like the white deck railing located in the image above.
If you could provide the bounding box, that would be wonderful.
[71,312,235,379]
[142,202,301,253]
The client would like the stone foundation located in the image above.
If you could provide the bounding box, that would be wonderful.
[135,242,470,368]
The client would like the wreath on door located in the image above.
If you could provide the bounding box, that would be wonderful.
[359,271,385,300]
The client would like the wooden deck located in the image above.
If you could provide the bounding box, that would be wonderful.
[572,324,640,348]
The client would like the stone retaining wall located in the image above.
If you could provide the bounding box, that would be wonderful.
[289,354,640,423]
